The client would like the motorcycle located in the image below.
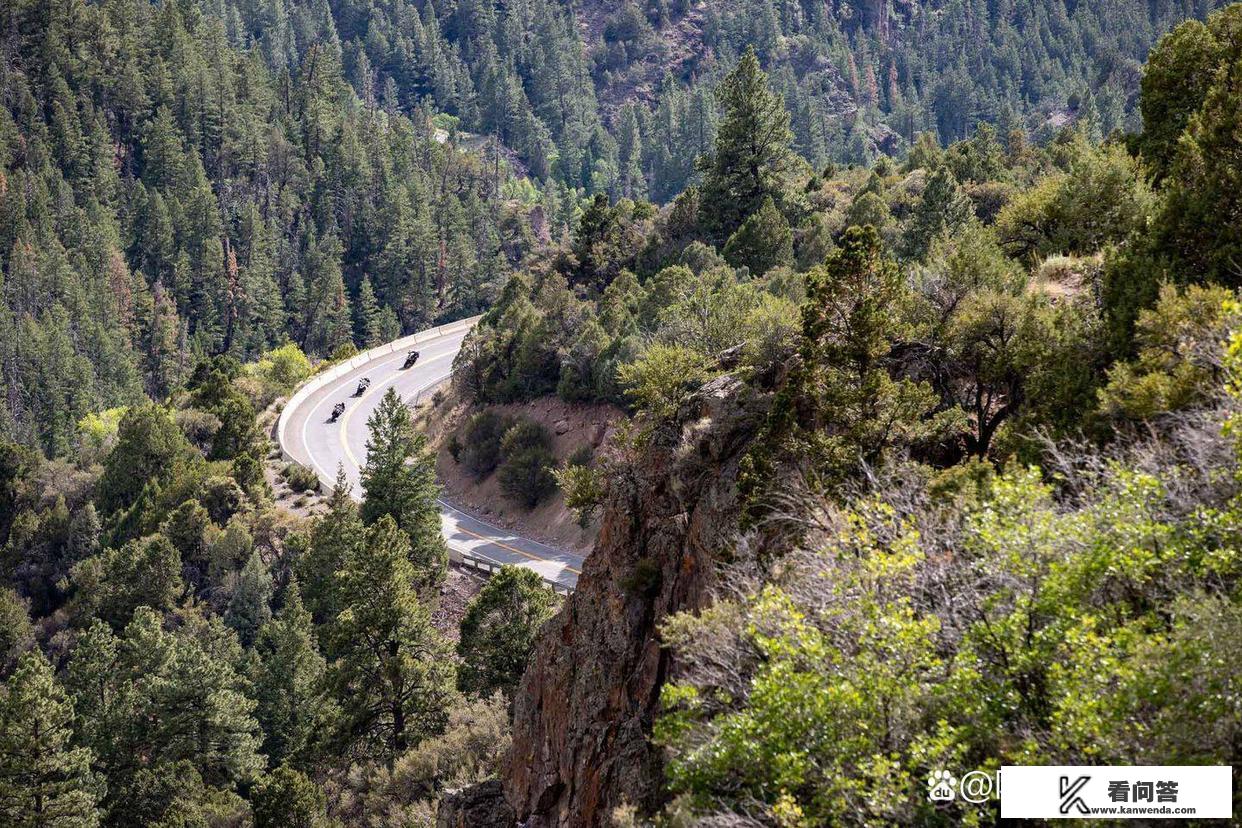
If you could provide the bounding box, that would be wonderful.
[354,377,371,397]
[402,350,421,369]
[329,402,346,423]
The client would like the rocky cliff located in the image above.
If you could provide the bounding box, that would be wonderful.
[442,375,764,826]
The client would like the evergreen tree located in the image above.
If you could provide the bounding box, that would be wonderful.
[327,516,456,762]
[224,550,273,648]
[743,226,948,505]
[360,389,448,593]
[902,165,972,261]
[251,766,329,828]
[254,581,337,768]
[0,651,102,828]
[457,566,559,699]
[721,196,793,275]
[297,469,363,624]
[698,47,793,243]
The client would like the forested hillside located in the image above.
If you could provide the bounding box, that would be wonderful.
[0,0,543,457]
[3,0,1242,824]
[310,0,1231,200]
[0,0,1224,457]
[453,5,1242,824]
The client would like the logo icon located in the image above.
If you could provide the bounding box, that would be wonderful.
[928,770,957,802]
[1059,775,1091,815]
[959,770,996,803]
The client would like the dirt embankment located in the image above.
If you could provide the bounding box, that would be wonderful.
[415,387,624,555]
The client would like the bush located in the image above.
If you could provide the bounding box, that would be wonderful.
[497,446,558,510]
[494,419,556,510]
[282,463,320,493]
[553,462,605,528]
[500,419,552,456]
[458,411,515,479]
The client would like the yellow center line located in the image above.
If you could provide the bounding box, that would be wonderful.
[336,350,582,578]
[338,350,456,468]
[452,523,583,575]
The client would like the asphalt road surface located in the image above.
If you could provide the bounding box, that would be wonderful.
[279,323,584,590]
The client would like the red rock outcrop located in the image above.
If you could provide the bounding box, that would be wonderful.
[502,375,761,826]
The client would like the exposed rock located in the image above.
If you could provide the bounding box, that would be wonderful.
[502,374,765,825]
[436,780,516,828]
[554,418,571,436]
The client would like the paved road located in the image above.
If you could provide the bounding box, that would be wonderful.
[278,322,583,591]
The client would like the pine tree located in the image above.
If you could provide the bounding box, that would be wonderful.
[698,47,793,243]
[251,766,329,828]
[361,388,448,593]
[902,165,972,261]
[327,516,455,762]
[722,196,793,276]
[224,550,273,647]
[0,651,102,828]
[354,277,384,348]
[255,580,338,768]
[457,566,559,698]
[296,468,363,624]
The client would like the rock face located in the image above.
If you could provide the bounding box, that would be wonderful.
[437,780,516,828]
[502,375,762,825]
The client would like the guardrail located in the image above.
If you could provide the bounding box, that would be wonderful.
[275,314,482,475]
[274,315,577,595]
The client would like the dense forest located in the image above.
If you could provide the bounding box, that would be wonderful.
[3,0,1242,823]
[458,5,1242,823]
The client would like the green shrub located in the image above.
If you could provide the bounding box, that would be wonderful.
[500,419,552,456]
[497,446,557,510]
[282,462,320,493]
[553,462,604,528]
[458,411,515,479]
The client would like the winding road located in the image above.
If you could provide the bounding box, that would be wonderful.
[277,318,583,592]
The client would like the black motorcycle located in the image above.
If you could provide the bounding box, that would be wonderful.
[329,402,346,423]
[354,377,371,396]
[402,350,420,369]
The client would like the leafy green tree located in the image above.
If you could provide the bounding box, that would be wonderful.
[1098,283,1233,421]
[328,516,456,762]
[995,143,1153,262]
[361,388,447,592]
[698,47,793,243]
[618,344,713,423]
[0,651,102,828]
[457,566,559,699]
[722,196,793,275]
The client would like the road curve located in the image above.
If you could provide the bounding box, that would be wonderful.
[277,319,583,592]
